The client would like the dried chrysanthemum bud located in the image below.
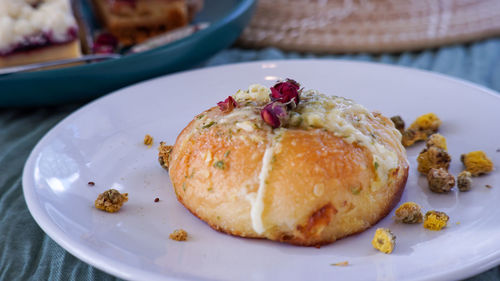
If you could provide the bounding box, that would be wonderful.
[427,168,455,193]
[260,102,289,128]
[461,151,494,176]
[270,79,300,108]
[143,134,153,146]
[402,128,427,147]
[394,202,423,224]
[158,141,174,171]
[390,116,405,134]
[426,133,447,150]
[402,113,442,147]
[409,113,442,133]
[372,228,396,254]
[217,96,238,113]
[417,146,451,174]
[423,211,449,231]
[457,171,472,192]
[94,189,128,213]
[169,229,188,241]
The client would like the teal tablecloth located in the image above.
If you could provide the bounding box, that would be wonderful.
[2,39,500,280]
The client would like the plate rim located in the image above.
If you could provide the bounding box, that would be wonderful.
[22,59,500,281]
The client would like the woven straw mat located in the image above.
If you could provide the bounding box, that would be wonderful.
[237,0,500,53]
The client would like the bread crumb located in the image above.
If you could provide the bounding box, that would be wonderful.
[485,184,492,189]
[169,229,188,241]
[95,189,128,213]
[372,228,396,254]
[144,134,154,147]
[330,261,349,266]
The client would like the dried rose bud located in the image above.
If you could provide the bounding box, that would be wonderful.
[261,102,288,128]
[217,96,238,113]
[270,79,300,107]
[93,32,118,54]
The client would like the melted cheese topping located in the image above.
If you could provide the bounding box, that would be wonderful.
[296,90,400,184]
[233,84,271,105]
[250,146,274,234]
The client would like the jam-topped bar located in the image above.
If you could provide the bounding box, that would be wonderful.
[0,0,81,68]
[91,0,203,45]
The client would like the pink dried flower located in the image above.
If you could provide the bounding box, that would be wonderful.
[261,102,288,128]
[93,32,118,54]
[270,79,301,107]
[217,96,238,113]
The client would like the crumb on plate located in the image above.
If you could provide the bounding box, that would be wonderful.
[144,134,154,146]
[95,189,128,213]
[330,261,349,266]
[169,229,188,241]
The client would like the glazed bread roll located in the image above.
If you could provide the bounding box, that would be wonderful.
[160,82,408,246]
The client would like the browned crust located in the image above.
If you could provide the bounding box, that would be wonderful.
[277,166,408,247]
[173,165,408,247]
[297,203,337,238]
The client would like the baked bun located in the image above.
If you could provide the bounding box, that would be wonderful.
[160,82,408,246]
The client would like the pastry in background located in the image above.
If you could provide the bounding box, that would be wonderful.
[0,0,81,68]
[91,0,204,45]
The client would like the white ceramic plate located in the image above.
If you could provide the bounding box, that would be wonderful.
[23,60,500,281]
